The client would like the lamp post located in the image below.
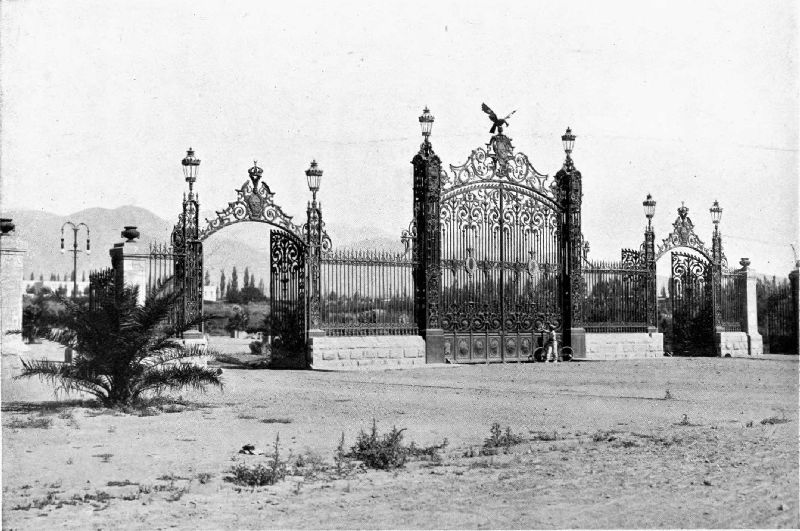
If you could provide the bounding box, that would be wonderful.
[709,200,723,235]
[182,147,201,199]
[419,106,434,142]
[561,126,576,168]
[306,159,324,333]
[179,147,201,335]
[60,221,90,299]
[643,193,656,230]
[411,106,444,361]
[305,159,323,204]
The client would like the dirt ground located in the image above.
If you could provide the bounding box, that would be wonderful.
[2,340,798,529]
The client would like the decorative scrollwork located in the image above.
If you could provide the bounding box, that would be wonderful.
[655,204,717,263]
[442,134,558,208]
[197,177,307,245]
[400,219,416,255]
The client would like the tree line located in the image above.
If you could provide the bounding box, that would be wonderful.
[207,266,267,304]
[26,271,87,282]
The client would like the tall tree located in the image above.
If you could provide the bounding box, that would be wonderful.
[257,278,265,296]
[82,271,86,282]
[243,267,250,289]
[227,267,239,302]
[219,270,226,299]
[39,274,44,281]
[29,272,34,280]
[204,270,211,286]
[250,273,255,289]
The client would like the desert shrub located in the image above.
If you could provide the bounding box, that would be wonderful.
[227,434,289,487]
[481,423,524,454]
[345,420,448,470]
[334,432,356,476]
[8,416,53,429]
[760,415,789,425]
[15,276,223,408]
[346,420,409,470]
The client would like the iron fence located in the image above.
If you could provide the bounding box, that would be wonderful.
[582,258,649,333]
[88,267,114,310]
[147,242,178,297]
[757,276,798,354]
[320,248,417,336]
[720,268,745,331]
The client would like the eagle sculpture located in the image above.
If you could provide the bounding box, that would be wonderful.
[481,103,517,134]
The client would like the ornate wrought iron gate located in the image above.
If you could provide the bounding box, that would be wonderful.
[269,230,306,352]
[669,252,714,356]
[439,134,564,363]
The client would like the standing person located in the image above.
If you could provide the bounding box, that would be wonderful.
[545,324,558,363]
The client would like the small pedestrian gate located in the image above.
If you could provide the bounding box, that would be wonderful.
[268,231,306,352]
[669,251,714,356]
[439,133,565,362]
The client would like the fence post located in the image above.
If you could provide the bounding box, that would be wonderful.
[711,228,724,342]
[738,258,764,356]
[412,121,443,363]
[554,129,585,357]
[109,226,148,306]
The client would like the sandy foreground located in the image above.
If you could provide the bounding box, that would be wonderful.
[2,340,798,530]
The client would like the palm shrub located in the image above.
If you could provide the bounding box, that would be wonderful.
[15,277,223,407]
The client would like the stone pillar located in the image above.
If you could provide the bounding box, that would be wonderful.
[0,219,27,355]
[412,137,444,363]
[554,156,585,357]
[109,227,148,306]
[738,258,763,356]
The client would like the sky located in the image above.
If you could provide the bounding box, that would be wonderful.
[1,0,798,275]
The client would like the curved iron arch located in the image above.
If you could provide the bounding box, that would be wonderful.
[653,204,724,265]
[442,134,561,210]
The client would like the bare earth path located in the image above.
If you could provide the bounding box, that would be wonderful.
[2,342,798,529]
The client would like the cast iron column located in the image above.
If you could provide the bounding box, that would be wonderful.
[711,226,723,334]
[412,136,444,363]
[306,198,323,336]
[554,144,584,356]
[644,226,657,331]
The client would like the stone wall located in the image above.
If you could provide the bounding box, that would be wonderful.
[576,332,664,360]
[309,335,426,370]
[717,331,761,357]
[1,233,27,355]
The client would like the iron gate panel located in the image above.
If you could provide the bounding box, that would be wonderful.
[269,230,306,354]
[670,252,714,356]
[440,135,563,363]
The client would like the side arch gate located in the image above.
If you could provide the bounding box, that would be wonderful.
[171,161,320,354]
[439,134,566,363]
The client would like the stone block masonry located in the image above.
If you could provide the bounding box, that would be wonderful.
[718,331,761,358]
[309,335,426,370]
[576,332,664,360]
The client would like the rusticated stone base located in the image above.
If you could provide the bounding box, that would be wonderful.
[717,331,762,357]
[310,335,426,370]
[576,332,664,360]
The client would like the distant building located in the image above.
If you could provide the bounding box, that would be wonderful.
[203,283,218,302]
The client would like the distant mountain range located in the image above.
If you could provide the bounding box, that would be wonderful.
[3,206,404,288]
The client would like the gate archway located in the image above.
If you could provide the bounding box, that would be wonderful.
[438,133,567,363]
[651,203,726,356]
[171,160,327,353]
